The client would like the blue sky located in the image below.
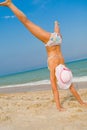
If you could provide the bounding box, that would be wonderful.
[0,0,87,76]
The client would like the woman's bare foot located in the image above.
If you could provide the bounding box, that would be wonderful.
[0,0,11,6]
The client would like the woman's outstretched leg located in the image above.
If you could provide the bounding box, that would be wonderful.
[0,0,50,43]
[54,21,62,38]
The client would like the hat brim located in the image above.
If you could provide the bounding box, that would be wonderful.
[57,78,72,89]
[55,64,73,89]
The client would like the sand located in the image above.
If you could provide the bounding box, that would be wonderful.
[0,87,87,130]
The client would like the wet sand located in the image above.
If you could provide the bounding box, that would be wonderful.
[0,81,87,93]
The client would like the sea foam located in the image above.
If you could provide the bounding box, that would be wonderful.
[0,76,87,89]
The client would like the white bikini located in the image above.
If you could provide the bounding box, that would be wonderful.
[45,32,62,47]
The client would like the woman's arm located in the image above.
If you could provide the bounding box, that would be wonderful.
[50,69,65,111]
[70,84,87,105]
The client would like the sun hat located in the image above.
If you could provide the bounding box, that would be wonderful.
[55,64,73,89]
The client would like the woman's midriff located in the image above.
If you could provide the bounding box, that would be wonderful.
[48,54,64,69]
[46,46,64,69]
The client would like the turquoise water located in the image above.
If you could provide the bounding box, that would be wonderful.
[0,58,87,87]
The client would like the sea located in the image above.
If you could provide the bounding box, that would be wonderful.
[0,58,87,88]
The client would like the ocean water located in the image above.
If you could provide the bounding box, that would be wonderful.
[0,58,87,88]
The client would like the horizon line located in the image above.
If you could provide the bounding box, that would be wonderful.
[0,57,87,78]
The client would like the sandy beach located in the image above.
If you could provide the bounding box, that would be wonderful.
[0,84,87,130]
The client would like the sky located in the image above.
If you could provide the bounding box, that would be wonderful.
[0,0,87,76]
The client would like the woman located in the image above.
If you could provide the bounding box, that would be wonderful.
[0,0,87,111]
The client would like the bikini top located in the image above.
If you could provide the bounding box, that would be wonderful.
[45,32,62,47]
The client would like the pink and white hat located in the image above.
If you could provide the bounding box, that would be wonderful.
[55,64,73,89]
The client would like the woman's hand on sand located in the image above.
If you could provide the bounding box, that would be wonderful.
[58,107,66,112]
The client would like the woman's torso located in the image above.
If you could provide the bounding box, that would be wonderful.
[46,45,64,70]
